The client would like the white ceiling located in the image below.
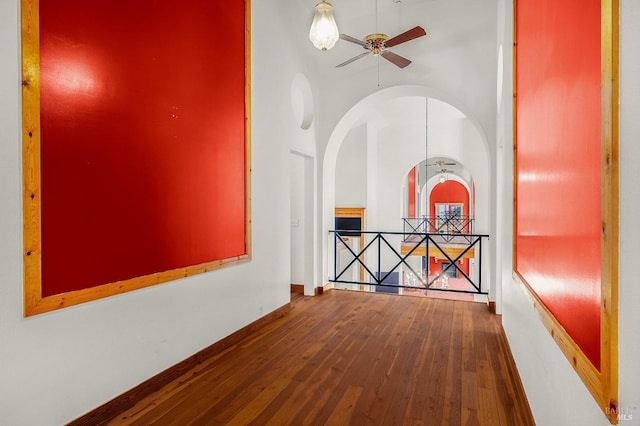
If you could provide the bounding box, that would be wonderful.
[301,0,498,87]
[279,0,499,182]
[281,0,499,136]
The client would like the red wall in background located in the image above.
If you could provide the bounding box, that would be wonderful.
[408,168,416,218]
[429,180,469,217]
[38,0,247,296]
[428,180,470,276]
[430,258,469,278]
[516,0,601,369]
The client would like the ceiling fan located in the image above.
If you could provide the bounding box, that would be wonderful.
[336,26,427,69]
[428,159,456,167]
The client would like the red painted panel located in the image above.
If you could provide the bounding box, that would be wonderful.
[408,168,416,218]
[516,0,601,369]
[39,0,247,296]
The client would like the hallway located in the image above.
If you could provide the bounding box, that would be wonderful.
[79,290,534,425]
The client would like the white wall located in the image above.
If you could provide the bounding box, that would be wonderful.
[499,1,640,424]
[618,0,640,420]
[290,153,305,284]
[376,123,426,231]
[335,124,367,207]
[0,0,305,423]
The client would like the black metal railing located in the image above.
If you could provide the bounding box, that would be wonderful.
[329,230,489,295]
[402,215,474,235]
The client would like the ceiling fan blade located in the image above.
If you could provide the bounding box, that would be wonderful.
[385,26,427,48]
[336,52,371,68]
[339,33,368,47]
[381,50,411,68]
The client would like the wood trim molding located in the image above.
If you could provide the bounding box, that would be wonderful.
[20,0,252,317]
[21,0,43,317]
[512,0,619,422]
[487,300,496,314]
[67,302,291,426]
[244,0,252,262]
[334,207,365,220]
[315,282,333,296]
[599,0,619,421]
[290,283,305,294]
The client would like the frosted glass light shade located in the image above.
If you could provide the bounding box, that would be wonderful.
[309,1,339,51]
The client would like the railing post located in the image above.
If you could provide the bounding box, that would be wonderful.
[377,233,381,284]
[333,231,337,282]
[478,235,482,293]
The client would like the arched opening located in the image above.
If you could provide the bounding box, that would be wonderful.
[323,85,492,300]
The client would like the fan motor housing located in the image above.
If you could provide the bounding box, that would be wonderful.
[363,33,389,54]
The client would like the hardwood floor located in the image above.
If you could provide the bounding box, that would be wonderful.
[104,290,534,425]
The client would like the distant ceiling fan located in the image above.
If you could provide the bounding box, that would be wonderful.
[336,26,427,68]
[428,159,456,167]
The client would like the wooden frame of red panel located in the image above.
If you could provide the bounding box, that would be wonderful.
[513,0,618,422]
[21,0,251,316]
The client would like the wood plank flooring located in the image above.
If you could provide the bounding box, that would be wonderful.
[105,290,534,425]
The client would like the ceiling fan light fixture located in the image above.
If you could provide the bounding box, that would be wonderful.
[309,1,340,51]
[439,174,446,184]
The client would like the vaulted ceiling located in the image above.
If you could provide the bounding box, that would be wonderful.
[280,0,500,147]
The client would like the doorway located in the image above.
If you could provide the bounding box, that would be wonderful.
[290,152,314,296]
[440,261,458,278]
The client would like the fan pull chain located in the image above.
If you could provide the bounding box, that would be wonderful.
[425,97,428,165]
[375,0,378,33]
